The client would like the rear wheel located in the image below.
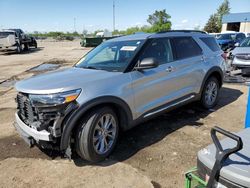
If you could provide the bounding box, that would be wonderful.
[75,107,119,162]
[200,77,220,109]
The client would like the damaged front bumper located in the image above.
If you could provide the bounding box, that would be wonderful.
[14,112,52,147]
[13,99,78,159]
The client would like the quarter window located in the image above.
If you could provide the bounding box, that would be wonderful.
[200,37,220,52]
[140,38,173,65]
[173,37,202,59]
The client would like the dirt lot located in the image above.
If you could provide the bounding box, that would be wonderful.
[0,40,248,188]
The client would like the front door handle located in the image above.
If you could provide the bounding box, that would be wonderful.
[166,66,174,72]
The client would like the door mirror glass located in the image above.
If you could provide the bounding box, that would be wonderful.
[135,58,159,70]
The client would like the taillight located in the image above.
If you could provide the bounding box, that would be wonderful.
[221,53,227,61]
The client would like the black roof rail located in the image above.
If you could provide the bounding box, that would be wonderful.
[157,30,207,34]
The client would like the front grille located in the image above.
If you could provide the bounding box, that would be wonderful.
[16,93,38,126]
[236,54,250,60]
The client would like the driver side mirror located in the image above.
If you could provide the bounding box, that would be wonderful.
[135,58,159,70]
[234,42,240,47]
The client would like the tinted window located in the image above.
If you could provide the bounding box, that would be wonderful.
[140,38,173,65]
[200,37,220,52]
[236,33,246,41]
[0,32,14,37]
[217,33,234,40]
[173,37,202,59]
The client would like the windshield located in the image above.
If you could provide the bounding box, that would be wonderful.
[75,40,144,72]
[0,32,14,37]
[217,33,235,40]
[240,37,250,47]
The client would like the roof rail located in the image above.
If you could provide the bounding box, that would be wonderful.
[157,30,207,34]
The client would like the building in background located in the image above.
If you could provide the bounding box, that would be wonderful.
[222,12,250,33]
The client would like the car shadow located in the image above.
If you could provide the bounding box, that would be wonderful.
[74,86,243,166]
[0,47,44,55]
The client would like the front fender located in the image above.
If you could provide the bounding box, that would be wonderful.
[60,96,133,150]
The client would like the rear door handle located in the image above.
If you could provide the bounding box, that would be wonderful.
[166,66,174,72]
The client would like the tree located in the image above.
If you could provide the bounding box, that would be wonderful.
[217,0,230,31]
[147,9,171,32]
[204,0,230,33]
[204,14,220,33]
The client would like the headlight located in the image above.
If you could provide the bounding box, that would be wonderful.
[29,89,81,107]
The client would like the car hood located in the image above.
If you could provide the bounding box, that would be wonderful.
[217,39,232,45]
[15,67,121,94]
[232,47,250,55]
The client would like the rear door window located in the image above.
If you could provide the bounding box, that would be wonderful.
[200,37,220,52]
[172,37,202,60]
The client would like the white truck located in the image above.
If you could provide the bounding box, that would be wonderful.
[0,29,37,53]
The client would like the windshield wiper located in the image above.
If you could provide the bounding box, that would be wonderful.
[81,66,101,70]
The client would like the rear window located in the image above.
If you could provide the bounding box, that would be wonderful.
[200,37,220,52]
[173,37,202,59]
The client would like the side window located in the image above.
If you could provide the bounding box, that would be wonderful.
[236,34,241,40]
[173,37,202,59]
[236,33,245,41]
[200,37,220,52]
[140,38,173,65]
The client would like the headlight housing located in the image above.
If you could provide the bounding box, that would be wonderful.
[29,89,81,107]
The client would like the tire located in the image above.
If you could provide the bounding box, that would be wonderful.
[200,77,220,109]
[24,43,29,51]
[16,43,21,53]
[75,107,119,162]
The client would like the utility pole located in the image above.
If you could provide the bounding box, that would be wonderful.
[113,0,115,32]
[74,17,76,33]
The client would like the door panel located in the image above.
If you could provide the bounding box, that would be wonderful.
[131,56,203,118]
[131,37,205,118]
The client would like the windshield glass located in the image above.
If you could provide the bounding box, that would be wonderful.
[240,37,250,47]
[0,32,14,37]
[217,33,235,40]
[75,40,144,72]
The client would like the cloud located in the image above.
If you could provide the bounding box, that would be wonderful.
[181,19,188,24]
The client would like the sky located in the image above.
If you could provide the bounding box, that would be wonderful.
[0,0,250,33]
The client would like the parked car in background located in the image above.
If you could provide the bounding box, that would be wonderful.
[232,37,250,75]
[209,33,221,39]
[14,30,226,162]
[216,32,246,51]
[0,29,37,53]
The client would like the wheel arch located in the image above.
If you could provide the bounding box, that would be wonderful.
[199,66,223,95]
[60,96,133,150]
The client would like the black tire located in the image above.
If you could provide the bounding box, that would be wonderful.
[24,43,29,51]
[16,43,22,54]
[200,76,220,109]
[75,107,119,162]
[34,41,37,48]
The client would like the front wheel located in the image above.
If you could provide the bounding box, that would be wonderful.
[200,77,220,109]
[75,107,119,162]
[16,43,22,53]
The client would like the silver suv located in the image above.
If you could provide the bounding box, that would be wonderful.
[14,31,226,162]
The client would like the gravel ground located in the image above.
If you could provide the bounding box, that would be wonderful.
[0,40,247,188]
